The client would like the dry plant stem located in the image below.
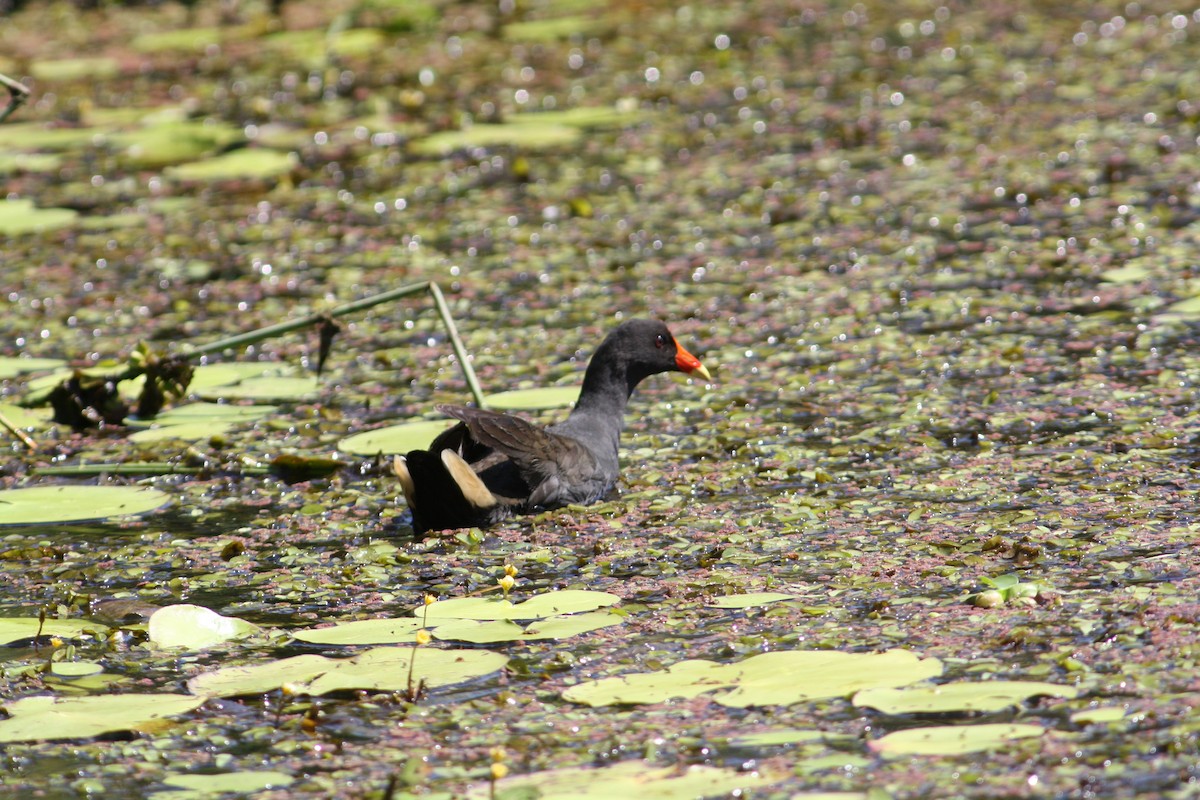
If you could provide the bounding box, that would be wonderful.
[32,462,272,477]
[0,409,36,449]
[0,73,31,123]
[186,281,488,408]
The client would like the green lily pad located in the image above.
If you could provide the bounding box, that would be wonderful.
[520,610,624,640]
[465,761,776,800]
[129,421,242,443]
[109,121,245,169]
[187,646,508,698]
[0,356,68,379]
[563,659,727,707]
[78,212,150,231]
[137,402,276,425]
[0,122,104,152]
[709,592,798,609]
[1071,707,1128,724]
[485,386,579,411]
[0,199,79,236]
[188,654,335,697]
[48,661,104,678]
[30,57,120,82]
[427,618,525,644]
[869,723,1046,757]
[291,617,425,645]
[0,693,206,743]
[128,400,273,441]
[157,771,295,798]
[434,611,624,643]
[270,453,347,482]
[323,27,392,56]
[148,604,260,650]
[338,420,455,456]
[264,27,388,60]
[0,618,110,645]
[512,106,645,129]
[43,672,128,694]
[411,122,581,156]
[0,152,62,175]
[0,403,52,432]
[718,650,946,708]
[1100,264,1151,284]
[299,648,505,697]
[729,729,846,747]
[292,606,623,646]
[419,590,620,621]
[196,374,320,402]
[131,26,226,53]
[187,363,296,392]
[563,649,943,708]
[853,680,1081,714]
[502,15,594,41]
[0,485,171,526]
[794,758,873,779]
[1163,295,1200,317]
[165,148,297,182]
[143,256,213,281]
[87,105,188,127]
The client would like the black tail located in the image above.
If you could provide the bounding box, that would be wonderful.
[396,449,508,534]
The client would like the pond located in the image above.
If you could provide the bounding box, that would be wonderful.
[2,0,1200,796]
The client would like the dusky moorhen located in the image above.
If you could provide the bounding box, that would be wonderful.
[394,318,711,533]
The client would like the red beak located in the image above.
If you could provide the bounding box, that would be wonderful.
[673,339,712,381]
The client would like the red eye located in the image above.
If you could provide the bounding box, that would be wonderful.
[655,334,667,348]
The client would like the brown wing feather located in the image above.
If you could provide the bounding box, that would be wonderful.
[437,405,549,459]
[436,404,599,482]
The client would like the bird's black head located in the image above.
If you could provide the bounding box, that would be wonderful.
[584,319,711,397]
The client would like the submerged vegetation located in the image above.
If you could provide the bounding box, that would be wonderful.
[3,0,1200,796]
